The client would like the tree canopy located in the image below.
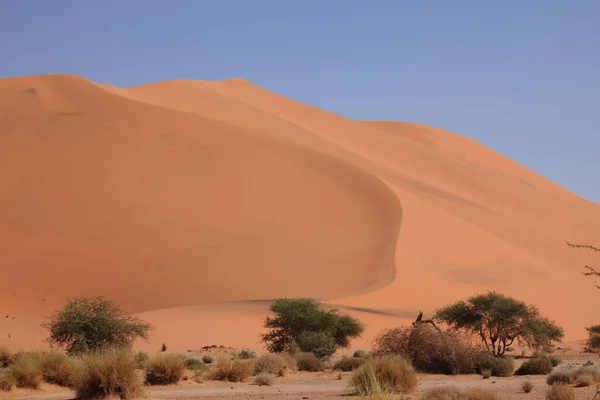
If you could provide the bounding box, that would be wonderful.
[42,296,153,354]
[260,298,364,359]
[434,291,564,357]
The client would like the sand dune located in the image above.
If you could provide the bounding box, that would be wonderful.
[0,73,598,352]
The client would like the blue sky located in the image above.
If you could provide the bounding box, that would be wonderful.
[2,1,599,202]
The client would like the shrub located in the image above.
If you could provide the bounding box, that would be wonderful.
[572,366,600,383]
[254,353,288,376]
[476,354,514,377]
[546,369,573,385]
[546,384,574,400]
[9,353,43,389]
[202,355,213,364]
[549,356,562,367]
[145,354,185,385]
[349,355,416,396]
[69,348,142,399]
[253,372,275,386]
[576,374,593,387]
[193,370,204,383]
[585,325,600,352]
[353,349,367,358]
[210,356,253,382]
[295,352,324,372]
[0,346,14,368]
[465,388,502,400]
[42,296,153,354]
[260,298,363,359]
[481,369,491,379]
[134,351,149,369]
[418,386,465,400]
[515,357,554,375]
[522,379,534,393]
[333,357,364,372]
[0,370,16,391]
[237,349,257,360]
[38,351,75,386]
[373,324,482,374]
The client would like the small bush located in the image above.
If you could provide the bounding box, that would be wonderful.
[254,353,288,376]
[9,353,43,389]
[576,374,593,387]
[0,346,14,368]
[349,355,416,396]
[296,331,337,360]
[295,352,324,372]
[145,354,185,385]
[583,361,594,367]
[419,386,464,400]
[0,370,16,391]
[476,354,514,377]
[134,351,149,369]
[334,357,364,372]
[546,384,574,400]
[237,349,257,360]
[515,357,554,375]
[522,379,534,393]
[181,356,206,371]
[38,351,75,386]
[549,356,562,367]
[202,355,213,364]
[572,366,600,383]
[353,349,367,358]
[70,348,142,400]
[210,356,253,382]
[481,369,491,379]
[546,369,573,385]
[253,372,275,386]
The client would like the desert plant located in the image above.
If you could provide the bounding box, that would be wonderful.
[145,354,186,385]
[522,379,534,393]
[237,349,257,360]
[254,353,288,376]
[253,372,275,386]
[37,351,75,386]
[183,357,206,371]
[0,346,14,368]
[465,388,502,400]
[260,298,363,359]
[373,323,483,374]
[583,361,595,367]
[549,355,562,367]
[193,369,204,383]
[546,369,573,385]
[353,349,367,358]
[572,366,600,383]
[210,356,253,382]
[418,387,501,400]
[333,356,364,372]
[8,352,43,389]
[295,352,324,372]
[576,374,593,387]
[349,354,416,396]
[435,291,564,356]
[69,347,142,400]
[161,343,167,352]
[515,357,554,375]
[0,370,16,391]
[42,296,153,354]
[586,325,600,352]
[481,369,492,379]
[134,351,149,369]
[546,384,574,400]
[202,355,213,364]
[476,353,514,377]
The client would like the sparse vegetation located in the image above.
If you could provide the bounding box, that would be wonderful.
[253,372,275,386]
[145,354,186,385]
[476,353,514,377]
[0,370,16,391]
[210,356,253,382]
[67,347,142,400]
[202,355,213,364]
[585,325,600,352]
[0,346,14,368]
[418,386,501,400]
[237,349,257,359]
[435,291,564,356]
[134,351,149,369]
[9,352,43,389]
[576,374,593,387]
[373,323,482,374]
[515,356,554,375]
[546,384,574,400]
[546,369,573,385]
[481,369,491,379]
[353,349,367,358]
[295,352,324,372]
[522,379,534,393]
[349,354,416,396]
[260,298,364,359]
[333,356,364,371]
[549,355,562,367]
[37,351,75,386]
[254,353,288,376]
[42,296,153,354]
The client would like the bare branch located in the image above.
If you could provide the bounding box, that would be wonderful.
[565,240,600,252]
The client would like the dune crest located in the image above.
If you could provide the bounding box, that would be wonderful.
[0,73,598,351]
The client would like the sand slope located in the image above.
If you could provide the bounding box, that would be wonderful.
[0,74,598,351]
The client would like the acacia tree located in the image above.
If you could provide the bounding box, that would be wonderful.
[565,240,600,289]
[434,291,564,357]
[42,296,153,354]
[260,298,364,359]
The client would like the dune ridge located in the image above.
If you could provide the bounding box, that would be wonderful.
[0,73,598,352]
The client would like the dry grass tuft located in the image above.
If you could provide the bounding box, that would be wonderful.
[9,352,43,389]
[253,372,275,386]
[418,386,501,400]
[254,353,288,376]
[0,370,16,392]
[145,354,186,385]
[545,384,574,400]
[210,356,253,382]
[521,379,534,393]
[349,355,416,396]
[295,352,324,372]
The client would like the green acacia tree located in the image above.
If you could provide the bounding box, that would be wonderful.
[260,298,364,359]
[434,291,564,357]
[42,296,153,354]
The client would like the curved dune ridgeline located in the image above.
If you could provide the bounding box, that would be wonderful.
[0,73,599,351]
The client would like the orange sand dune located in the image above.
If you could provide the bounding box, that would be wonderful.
[0,73,598,352]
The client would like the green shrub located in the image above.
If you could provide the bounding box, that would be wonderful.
[237,349,257,360]
[9,353,43,389]
[546,369,573,385]
[253,372,275,386]
[69,348,142,399]
[134,351,149,369]
[585,325,600,352]
[38,351,75,386]
[481,369,491,379]
[179,355,206,371]
[548,356,562,367]
[254,353,288,376]
[295,352,324,372]
[353,349,367,358]
[333,356,364,372]
[476,354,514,377]
[515,357,553,375]
[546,384,574,400]
[296,331,337,360]
[202,355,213,364]
[0,346,14,368]
[145,354,185,385]
[210,356,253,382]
[349,355,416,396]
[0,370,16,391]
[522,379,534,393]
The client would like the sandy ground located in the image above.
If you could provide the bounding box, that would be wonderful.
[0,73,599,353]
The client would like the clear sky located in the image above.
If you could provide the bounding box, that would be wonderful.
[2,1,599,202]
